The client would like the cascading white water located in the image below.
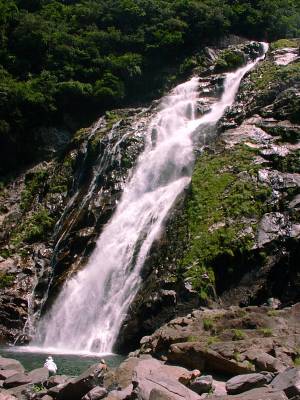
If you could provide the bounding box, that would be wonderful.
[32,44,268,354]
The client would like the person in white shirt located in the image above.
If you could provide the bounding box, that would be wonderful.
[44,356,57,375]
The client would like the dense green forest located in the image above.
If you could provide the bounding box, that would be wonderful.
[0,0,299,174]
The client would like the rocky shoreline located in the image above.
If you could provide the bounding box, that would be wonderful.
[0,303,300,399]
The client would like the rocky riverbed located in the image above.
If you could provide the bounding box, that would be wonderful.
[0,303,300,399]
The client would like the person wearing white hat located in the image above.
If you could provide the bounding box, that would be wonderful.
[44,356,57,375]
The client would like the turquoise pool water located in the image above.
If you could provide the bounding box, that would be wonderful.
[0,346,125,376]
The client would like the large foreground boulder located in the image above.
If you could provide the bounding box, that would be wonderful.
[226,372,274,394]
[3,367,49,388]
[28,367,49,384]
[168,342,255,375]
[0,370,19,380]
[271,367,300,398]
[0,391,17,400]
[131,358,201,400]
[0,357,24,373]
[3,372,32,388]
[44,375,70,389]
[53,363,106,400]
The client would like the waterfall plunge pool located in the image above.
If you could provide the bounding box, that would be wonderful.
[0,346,125,376]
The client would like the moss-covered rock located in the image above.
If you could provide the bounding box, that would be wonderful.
[270,38,300,50]
[180,145,271,299]
[215,50,245,73]
[0,272,14,289]
[11,207,55,244]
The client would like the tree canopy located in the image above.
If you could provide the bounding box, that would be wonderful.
[0,0,299,173]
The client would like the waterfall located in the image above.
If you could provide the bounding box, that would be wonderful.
[31,44,268,355]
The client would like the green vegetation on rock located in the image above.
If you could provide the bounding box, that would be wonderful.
[180,145,271,299]
[294,350,300,366]
[248,58,300,124]
[272,150,300,173]
[21,169,49,211]
[215,50,245,72]
[259,328,273,337]
[271,38,300,50]
[232,329,245,341]
[203,317,215,331]
[12,207,55,244]
[0,272,14,289]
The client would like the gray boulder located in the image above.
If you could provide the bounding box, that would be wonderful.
[132,358,201,400]
[107,385,133,400]
[206,387,288,400]
[0,391,17,400]
[47,382,69,397]
[4,383,32,398]
[0,357,24,373]
[271,367,300,398]
[28,367,49,384]
[168,342,255,375]
[3,367,49,389]
[53,363,106,400]
[149,388,180,400]
[246,349,286,373]
[0,371,19,381]
[81,386,107,400]
[226,372,273,394]
[3,372,31,388]
[45,374,70,389]
[190,375,214,394]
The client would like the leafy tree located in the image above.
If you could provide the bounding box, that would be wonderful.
[0,0,299,174]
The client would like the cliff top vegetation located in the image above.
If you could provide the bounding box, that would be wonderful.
[0,0,299,174]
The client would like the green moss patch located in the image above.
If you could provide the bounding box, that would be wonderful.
[215,50,245,73]
[48,164,72,194]
[11,207,55,245]
[248,61,280,92]
[21,169,49,211]
[248,59,300,94]
[105,111,122,130]
[272,150,300,173]
[0,272,15,289]
[271,39,300,50]
[180,145,271,299]
[232,329,245,341]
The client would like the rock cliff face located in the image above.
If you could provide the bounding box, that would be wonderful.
[115,39,300,352]
[0,38,299,352]
[0,107,148,342]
